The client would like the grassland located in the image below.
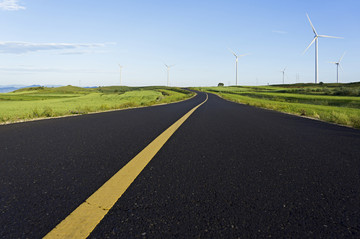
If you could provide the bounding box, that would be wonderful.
[0,85,194,124]
[194,82,360,129]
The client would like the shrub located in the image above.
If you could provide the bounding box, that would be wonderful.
[323,88,332,95]
[333,87,360,96]
[42,107,54,117]
[99,104,110,110]
[156,96,164,101]
[160,90,170,96]
[350,116,360,128]
[32,108,40,117]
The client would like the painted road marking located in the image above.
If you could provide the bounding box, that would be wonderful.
[43,93,208,239]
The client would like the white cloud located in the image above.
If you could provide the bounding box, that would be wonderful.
[272,30,287,34]
[0,66,111,73]
[58,51,89,55]
[0,41,107,54]
[0,66,68,73]
[0,0,25,11]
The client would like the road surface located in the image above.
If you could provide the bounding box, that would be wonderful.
[1,92,359,238]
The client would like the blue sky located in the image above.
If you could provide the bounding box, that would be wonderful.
[0,0,359,87]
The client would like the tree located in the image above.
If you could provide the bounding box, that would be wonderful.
[218,83,224,87]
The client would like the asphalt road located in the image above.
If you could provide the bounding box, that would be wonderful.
[1,92,360,238]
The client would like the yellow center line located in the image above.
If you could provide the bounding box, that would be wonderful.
[43,93,208,239]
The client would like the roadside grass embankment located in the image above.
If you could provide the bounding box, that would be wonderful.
[0,86,194,124]
[194,83,360,129]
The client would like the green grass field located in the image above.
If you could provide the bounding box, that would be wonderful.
[193,83,360,129]
[0,86,194,124]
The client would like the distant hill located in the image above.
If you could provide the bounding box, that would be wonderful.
[0,87,19,93]
[0,85,62,93]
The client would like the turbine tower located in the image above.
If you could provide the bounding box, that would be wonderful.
[164,64,175,87]
[118,64,123,86]
[280,67,287,84]
[228,48,247,86]
[303,13,342,84]
[329,52,345,83]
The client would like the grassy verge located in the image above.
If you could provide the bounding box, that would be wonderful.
[194,83,360,129]
[0,86,194,124]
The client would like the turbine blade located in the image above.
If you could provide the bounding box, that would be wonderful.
[339,52,346,62]
[339,64,343,71]
[328,62,337,64]
[239,53,249,57]
[318,35,343,39]
[306,13,318,35]
[303,37,316,54]
[228,48,238,57]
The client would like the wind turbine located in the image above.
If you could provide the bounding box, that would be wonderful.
[303,13,343,84]
[228,48,247,86]
[329,52,345,83]
[280,67,287,84]
[164,64,175,87]
[118,64,123,86]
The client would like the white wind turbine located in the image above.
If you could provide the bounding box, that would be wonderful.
[164,64,175,87]
[329,52,346,83]
[228,48,247,86]
[303,13,343,84]
[280,67,287,84]
[118,64,123,85]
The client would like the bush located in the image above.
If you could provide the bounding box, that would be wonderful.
[333,87,360,96]
[160,90,170,96]
[99,104,110,110]
[32,108,40,117]
[42,107,54,117]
